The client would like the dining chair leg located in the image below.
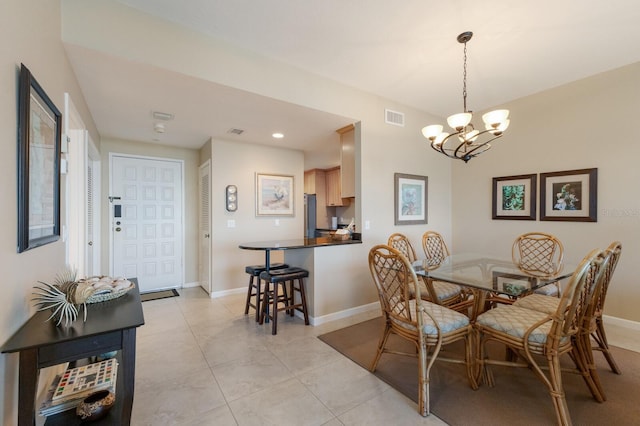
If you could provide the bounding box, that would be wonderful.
[548,356,572,426]
[594,319,621,374]
[370,322,391,372]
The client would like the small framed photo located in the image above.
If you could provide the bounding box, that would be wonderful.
[394,173,427,225]
[492,174,536,220]
[17,64,62,252]
[492,271,537,296]
[540,168,597,222]
[256,173,294,216]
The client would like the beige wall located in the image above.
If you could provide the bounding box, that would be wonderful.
[99,138,200,285]
[452,62,640,322]
[0,0,98,422]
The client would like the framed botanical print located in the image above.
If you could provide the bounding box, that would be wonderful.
[394,173,427,225]
[540,168,597,222]
[492,174,536,220]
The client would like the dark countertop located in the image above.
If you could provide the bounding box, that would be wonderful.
[239,236,361,251]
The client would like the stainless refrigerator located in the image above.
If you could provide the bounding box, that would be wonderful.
[304,194,316,237]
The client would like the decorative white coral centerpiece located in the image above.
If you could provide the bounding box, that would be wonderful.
[32,270,134,327]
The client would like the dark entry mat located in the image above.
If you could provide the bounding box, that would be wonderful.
[140,289,179,302]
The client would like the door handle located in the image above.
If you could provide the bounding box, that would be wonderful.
[204,233,210,238]
[115,227,122,232]
[88,241,93,246]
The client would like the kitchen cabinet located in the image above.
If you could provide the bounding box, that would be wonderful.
[325,167,351,207]
[337,124,355,198]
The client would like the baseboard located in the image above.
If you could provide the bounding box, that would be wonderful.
[182,281,200,289]
[309,302,381,326]
[603,314,640,331]
[210,287,246,299]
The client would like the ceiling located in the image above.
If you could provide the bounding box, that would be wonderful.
[64,0,640,168]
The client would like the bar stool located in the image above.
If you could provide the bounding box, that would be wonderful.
[259,267,310,335]
[244,263,288,321]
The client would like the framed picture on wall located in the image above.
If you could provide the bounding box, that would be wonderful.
[256,173,294,216]
[394,173,428,225]
[540,168,597,222]
[492,174,536,220]
[17,64,62,252]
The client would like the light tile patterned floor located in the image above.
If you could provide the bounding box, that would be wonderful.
[132,287,639,425]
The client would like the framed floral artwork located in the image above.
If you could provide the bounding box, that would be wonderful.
[394,173,427,225]
[540,168,597,222]
[492,174,536,220]
[256,173,294,216]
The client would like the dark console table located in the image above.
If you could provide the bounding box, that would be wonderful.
[1,279,145,425]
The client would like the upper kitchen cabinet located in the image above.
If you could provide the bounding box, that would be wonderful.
[325,167,351,207]
[337,124,355,198]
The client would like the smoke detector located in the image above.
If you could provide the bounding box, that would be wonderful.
[154,122,166,133]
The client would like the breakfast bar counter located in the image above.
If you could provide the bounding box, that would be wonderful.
[239,236,363,322]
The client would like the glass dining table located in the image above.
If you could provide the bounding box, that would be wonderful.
[413,253,574,320]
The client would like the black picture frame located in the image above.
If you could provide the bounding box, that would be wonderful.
[540,168,597,222]
[492,174,537,220]
[394,173,428,225]
[17,64,62,252]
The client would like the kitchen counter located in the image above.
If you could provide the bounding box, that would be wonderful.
[239,235,361,251]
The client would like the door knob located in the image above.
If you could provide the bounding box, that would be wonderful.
[88,241,93,246]
[204,233,210,238]
[115,227,122,232]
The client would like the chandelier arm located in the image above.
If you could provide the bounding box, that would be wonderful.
[460,130,503,158]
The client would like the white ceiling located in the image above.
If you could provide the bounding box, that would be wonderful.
[65,0,640,168]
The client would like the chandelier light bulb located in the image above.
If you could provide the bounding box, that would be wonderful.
[447,112,472,131]
[421,124,443,140]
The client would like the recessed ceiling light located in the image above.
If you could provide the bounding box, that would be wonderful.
[272,133,284,139]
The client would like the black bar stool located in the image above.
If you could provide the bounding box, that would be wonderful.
[259,267,310,335]
[244,263,288,321]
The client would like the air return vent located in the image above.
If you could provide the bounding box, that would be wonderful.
[227,128,245,135]
[385,109,405,127]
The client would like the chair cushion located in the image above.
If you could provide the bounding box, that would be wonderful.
[533,284,560,296]
[411,280,462,301]
[513,294,559,315]
[391,300,470,336]
[476,305,568,346]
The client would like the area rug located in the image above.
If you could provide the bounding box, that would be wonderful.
[318,316,640,425]
[140,289,179,302]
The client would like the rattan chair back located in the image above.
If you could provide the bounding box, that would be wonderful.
[421,231,451,270]
[512,232,564,276]
[387,233,418,262]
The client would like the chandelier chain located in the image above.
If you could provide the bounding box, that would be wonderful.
[462,41,468,113]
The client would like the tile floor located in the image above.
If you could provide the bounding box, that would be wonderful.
[131,287,640,425]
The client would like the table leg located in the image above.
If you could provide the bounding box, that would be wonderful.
[18,348,38,426]
[120,328,137,425]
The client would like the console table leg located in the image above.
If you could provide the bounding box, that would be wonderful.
[18,348,38,426]
[120,328,137,425]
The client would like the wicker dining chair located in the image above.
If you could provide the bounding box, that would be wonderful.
[475,248,606,425]
[387,233,469,313]
[368,244,478,417]
[512,231,565,296]
[514,241,622,401]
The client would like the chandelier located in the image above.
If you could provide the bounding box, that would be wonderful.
[422,32,510,163]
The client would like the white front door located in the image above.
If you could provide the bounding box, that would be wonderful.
[110,154,184,293]
[198,161,212,294]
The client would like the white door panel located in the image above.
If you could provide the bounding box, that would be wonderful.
[111,155,183,293]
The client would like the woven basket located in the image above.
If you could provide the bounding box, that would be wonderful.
[86,282,135,304]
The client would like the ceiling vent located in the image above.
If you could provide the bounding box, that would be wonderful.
[227,128,245,135]
[385,109,405,127]
[152,111,174,121]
